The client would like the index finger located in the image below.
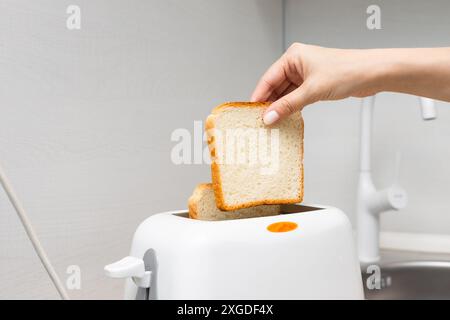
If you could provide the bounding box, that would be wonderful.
[250,55,288,102]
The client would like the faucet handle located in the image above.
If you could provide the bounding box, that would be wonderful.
[386,185,407,210]
[368,151,408,212]
[368,185,408,213]
[419,97,437,120]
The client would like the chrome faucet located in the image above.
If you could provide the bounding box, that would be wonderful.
[357,95,436,264]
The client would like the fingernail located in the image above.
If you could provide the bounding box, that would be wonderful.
[263,110,279,125]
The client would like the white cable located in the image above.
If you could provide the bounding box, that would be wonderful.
[0,161,69,300]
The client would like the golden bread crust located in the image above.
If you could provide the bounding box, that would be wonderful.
[188,183,212,219]
[211,101,271,114]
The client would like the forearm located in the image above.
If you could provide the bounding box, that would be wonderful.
[367,47,450,101]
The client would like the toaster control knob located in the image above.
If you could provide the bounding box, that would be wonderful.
[104,256,152,288]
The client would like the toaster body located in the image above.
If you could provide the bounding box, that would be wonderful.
[105,204,364,299]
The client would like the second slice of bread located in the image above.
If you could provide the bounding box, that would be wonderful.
[206,102,304,211]
[188,183,280,221]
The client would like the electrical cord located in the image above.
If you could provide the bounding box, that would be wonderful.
[0,161,69,300]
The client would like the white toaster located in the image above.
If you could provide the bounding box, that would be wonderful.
[105,204,364,299]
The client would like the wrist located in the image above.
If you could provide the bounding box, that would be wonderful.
[361,49,399,94]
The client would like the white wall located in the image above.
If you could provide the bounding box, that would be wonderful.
[285,0,450,233]
[0,0,282,299]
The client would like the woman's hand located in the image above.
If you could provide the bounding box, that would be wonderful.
[251,43,450,125]
[251,43,383,125]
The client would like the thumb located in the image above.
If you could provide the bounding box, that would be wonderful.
[263,82,315,125]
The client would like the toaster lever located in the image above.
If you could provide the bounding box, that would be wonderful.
[104,256,152,288]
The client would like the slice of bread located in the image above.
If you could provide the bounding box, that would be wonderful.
[206,102,303,211]
[188,183,280,221]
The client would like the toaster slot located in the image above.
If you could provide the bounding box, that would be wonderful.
[280,204,324,214]
[173,204,324,219]
[174,212,190,218]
